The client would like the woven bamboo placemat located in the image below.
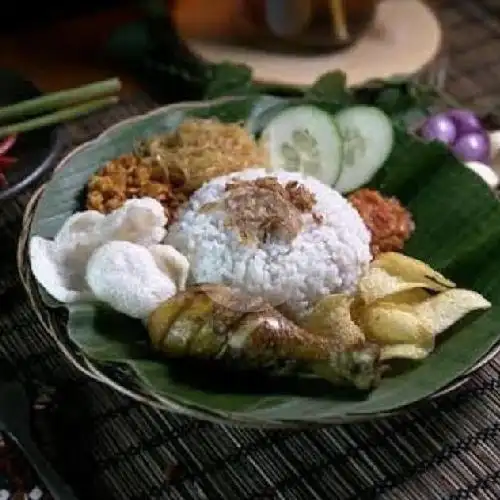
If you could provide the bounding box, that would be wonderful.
[2,1,500,499]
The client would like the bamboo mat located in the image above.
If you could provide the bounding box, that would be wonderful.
[2,1,500,499]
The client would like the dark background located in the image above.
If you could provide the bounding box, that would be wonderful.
[1,0,133,31]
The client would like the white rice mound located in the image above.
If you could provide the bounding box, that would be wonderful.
[165,168,372,318]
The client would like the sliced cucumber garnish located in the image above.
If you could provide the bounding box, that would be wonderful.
[333,106,394,194]
[261,105,343,186]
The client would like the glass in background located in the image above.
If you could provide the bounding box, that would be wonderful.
[172,0,379,53]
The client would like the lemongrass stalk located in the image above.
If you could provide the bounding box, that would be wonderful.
[0,79,121,123]
[329,0,349,42]
[0,97,119,138]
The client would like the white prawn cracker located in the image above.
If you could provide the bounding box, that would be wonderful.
[86,241,182,319]
[99,197,168,245]
[148,244,190,291]
[29,210,106,303]
[29,236,95,303]
[30,198,169,304]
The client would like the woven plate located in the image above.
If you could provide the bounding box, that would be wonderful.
[17,97,500,428]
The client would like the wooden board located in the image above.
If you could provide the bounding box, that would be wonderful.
[187,0,442,87]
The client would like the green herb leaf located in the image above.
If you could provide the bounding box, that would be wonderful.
[204,63,256,99]
[305,71,351,104]
[351,76,438,127]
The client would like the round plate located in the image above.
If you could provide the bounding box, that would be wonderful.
[0,68,66,201]
[20,96,500,427]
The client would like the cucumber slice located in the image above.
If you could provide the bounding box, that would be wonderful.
[333,106,394,194]
[261,105,343,186]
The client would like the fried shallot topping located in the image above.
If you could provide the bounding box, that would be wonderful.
[86,153,187,223]
[202,176,321,244]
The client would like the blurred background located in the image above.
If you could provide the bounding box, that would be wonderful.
[0,1,499,117]
[0,0,445,89]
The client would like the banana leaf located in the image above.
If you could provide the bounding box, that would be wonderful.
[29,74,500,425]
